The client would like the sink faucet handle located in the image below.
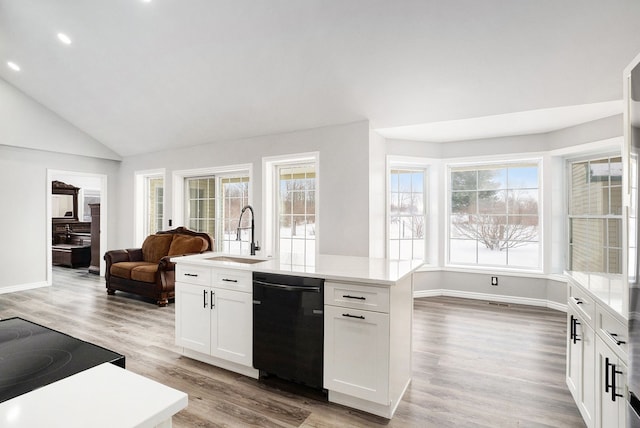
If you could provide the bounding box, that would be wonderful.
[255,241,260,252]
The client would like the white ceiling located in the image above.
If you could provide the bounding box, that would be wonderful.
[1,0,640,157]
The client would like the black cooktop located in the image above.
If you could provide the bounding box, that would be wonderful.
[0,317,125,403]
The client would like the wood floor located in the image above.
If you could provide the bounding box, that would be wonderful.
[0,267,585,427]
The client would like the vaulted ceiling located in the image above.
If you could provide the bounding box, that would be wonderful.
[1,0,640,157]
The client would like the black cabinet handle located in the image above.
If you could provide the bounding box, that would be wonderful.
[222,278,238,283]
[211,290,215,309]
[203,289,208,308]
[343,295,366,300]
[342,313,365,320]
[605,357,611,394]
[608,332,627,346]
[573,297,583,305]
[572,317,581,344]
[610,360,624,402]
[185,273,198,277]
[569,315,575,342]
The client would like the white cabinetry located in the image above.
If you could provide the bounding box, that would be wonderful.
[566,280,627,428]
[175,264,257,378]
[595,336,627,428]
[566,304,595,427]
[324,305,390,404]
[323,276,412,418]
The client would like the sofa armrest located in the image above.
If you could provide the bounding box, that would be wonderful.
[104,249,131,265]
[158,255,176,272]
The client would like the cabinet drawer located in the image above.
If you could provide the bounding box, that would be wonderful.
[212,268,252,292]
[568,282,595,326]
[596,305,628,361]
[176,264,211,286]
[325,281,390,313]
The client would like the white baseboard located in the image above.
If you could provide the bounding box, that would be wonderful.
[414,289,567,312]
[0,281,49,294]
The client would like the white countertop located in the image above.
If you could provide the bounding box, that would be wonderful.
[0,363,188,428]
[173,253,424,285]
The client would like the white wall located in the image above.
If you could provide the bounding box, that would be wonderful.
[0,78,120,161]
[113,121,372,257]
[0,145,119,292]
[387,115,623,307]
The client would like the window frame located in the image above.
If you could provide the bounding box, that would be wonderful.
[565,153,624,297]
[445,158,543,272]
[386,160,429,261]
[263,152,319,263]
[134,169,165,246]
[172,164,253,253]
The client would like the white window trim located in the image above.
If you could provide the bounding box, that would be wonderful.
[172,163,253,250]
[263,152,319,259]
[386,155,439,265]
[134,168,165,246]
[444,156,544,273]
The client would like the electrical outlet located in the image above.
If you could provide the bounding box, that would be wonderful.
[491,276,498,286]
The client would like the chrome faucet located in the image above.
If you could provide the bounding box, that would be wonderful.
[236,205,260,255]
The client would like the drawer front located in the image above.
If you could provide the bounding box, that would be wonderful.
[596,305,628,361]
[325,281,390,313]
[176,264,211,286]
[212,268,252,292]
[568,282,595,326]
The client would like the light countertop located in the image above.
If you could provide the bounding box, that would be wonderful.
[0,363,187,428]
[173,253,424,286]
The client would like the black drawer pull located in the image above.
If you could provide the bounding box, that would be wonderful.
[222,278,238,283]
[185,273,198,277]
[608,332,626,346]
[203,289,208,308]
[343,295,366,300]
[574,297,583,305]
[342,313,365,320]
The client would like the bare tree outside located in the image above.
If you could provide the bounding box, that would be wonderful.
[450,166,539,257]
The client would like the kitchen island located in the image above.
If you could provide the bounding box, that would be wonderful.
[173,253,422,419]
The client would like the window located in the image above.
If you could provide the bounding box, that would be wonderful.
[184,173,250,253]
[448,161,541,269]
[389,168,426,260]
[147,177,164,235]
[277,163,316,265]
[135,170,165,244]
[567,155,623,300]
[221,176,250,253]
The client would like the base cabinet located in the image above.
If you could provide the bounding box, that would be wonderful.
[595,336,627,428]
[175,282,211,355]
[324,305,390,404]
[566,280,627,428]
[567,305,596,428]
[175,282,252,367]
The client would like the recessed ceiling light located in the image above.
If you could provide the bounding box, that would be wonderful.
[141,0,152,3]
[7,61,20,71]
[57,33,72,45]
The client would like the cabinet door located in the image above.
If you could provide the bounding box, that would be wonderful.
[210,288,253,366]
[324,305,389,404]
[567,307,596,428]
[596,336,626,428]
[175,282,211,354]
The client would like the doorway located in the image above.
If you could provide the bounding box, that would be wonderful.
[47,170,108,285]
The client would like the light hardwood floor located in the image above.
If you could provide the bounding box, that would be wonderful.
[0,267,585,427]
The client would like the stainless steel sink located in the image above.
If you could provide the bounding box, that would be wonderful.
[206,256,267,264]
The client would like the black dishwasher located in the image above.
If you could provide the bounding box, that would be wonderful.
[253,272,324,389]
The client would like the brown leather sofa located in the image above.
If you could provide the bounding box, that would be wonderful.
[104,227,213,306]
